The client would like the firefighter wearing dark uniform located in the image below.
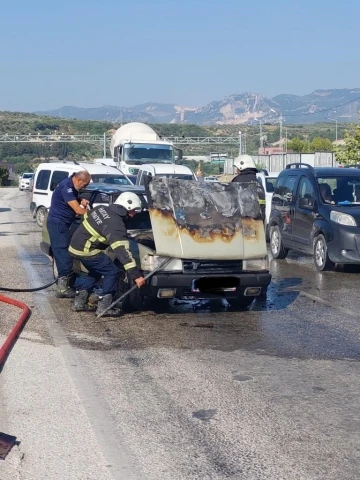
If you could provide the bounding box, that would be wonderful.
[69,192,145,316]
[232,154,266,221]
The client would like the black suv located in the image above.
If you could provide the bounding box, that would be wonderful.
[269,163,360,271]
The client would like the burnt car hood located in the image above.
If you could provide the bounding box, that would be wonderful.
[146,177,266,260]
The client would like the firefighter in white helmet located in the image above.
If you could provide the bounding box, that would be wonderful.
[232,154,266,221]
[68,192,146,316]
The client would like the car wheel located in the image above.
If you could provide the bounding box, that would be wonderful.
[36,207,47,228]
[227,297,254,309]
[314,234,335,271]
[270,225,288,259]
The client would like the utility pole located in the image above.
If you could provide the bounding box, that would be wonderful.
[259,121,263,153]
[244,133,247,154]
[336,119,338,142]
[103,132,107,158]
[285,127,288,153]
[279,115,283,152]
[239,131,242,155]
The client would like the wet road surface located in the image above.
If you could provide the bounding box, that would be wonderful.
[1,188,360,479]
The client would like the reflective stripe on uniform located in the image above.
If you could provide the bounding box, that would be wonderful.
[110,240,130,250]
[69,245,102,257]
[83,213,107,243]
[259,199,266,204]
[123,260,137,270]
[84,235,97,253]
[110,239,136,270]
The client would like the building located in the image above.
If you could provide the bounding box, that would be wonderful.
[258,147,294,155]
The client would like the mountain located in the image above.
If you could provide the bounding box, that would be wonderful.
[34,89,360,125]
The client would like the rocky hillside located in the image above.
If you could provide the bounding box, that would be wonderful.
[35,88,360,125]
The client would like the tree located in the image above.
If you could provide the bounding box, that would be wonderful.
[334,123,360,165]
[287,137,306,152]
[310,137,333,152]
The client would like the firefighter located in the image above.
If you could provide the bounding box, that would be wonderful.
[232,154,266,221]
[68,192,146,317]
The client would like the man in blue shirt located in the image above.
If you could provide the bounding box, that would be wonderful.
[47,170,91,297]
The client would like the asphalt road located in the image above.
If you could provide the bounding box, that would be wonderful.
[1,187,360,480]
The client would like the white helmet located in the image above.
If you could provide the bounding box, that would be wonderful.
[234,154,256,171]
[114,192,142,211]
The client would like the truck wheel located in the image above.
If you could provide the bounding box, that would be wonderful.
[36,207,47,228]
[227,297,254,309]
[270,225,288,259]
[314,234,335,271]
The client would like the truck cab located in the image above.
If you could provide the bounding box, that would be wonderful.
[110,123,176,176]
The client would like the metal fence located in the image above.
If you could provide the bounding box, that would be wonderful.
[250,152,337,173]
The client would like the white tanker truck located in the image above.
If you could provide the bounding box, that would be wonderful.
[105,122,179,175]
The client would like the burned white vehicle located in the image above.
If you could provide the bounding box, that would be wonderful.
[41,179,271,310]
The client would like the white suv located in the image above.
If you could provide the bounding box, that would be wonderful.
[19,172,34,191]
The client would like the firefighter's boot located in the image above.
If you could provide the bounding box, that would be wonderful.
[56,276,76,299]
[72,290,90,312]
[96,294,121,317]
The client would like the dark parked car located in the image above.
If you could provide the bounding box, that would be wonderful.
[269,163,360,271]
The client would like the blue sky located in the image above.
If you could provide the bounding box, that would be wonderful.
[1,0,360,111]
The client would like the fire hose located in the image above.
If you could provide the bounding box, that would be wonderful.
[0,260,56,366]
[0,279,57,293]
[0,295,31,367]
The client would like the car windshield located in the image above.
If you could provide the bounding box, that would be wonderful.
[317,176,360,205]
[124,144,173,164]
[22,173,33,179]
[91,174,132,185]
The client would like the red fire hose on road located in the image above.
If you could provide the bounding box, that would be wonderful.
[0,294,31,368]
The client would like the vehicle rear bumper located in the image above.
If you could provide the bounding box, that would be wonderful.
[148,272,271,300]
